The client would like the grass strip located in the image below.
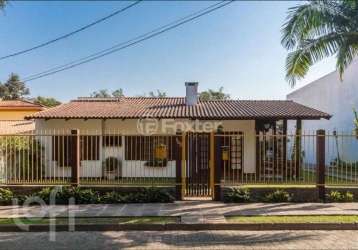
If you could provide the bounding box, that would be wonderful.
[226,215,358,224]
[0,216,179,225]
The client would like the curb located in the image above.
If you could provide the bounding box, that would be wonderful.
[1,223,358,232]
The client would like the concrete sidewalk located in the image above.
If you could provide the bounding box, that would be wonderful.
[1,201,358,224]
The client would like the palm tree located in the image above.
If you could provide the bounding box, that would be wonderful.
[0,0,6,10]
[282,0,358,87]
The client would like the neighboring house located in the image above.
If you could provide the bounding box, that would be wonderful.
[23,82,329,196]
[287,59,358,163]
[0,100,45,134]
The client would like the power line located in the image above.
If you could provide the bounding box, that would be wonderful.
[23,1,233,82]
[0,1,141,61]
[24,1,226,80]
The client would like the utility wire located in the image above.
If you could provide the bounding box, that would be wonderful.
[23,1,225,80]
[0,1,141,61]
[23,1,233,82]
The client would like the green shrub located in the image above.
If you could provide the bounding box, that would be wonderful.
[224,188,251,203]
[140,187,175,203]
[19,186,175,205]
[0,188,14,205]
[100,191,124,204]
[326,191,354,202]
[36,187,52,204]
[33,187,100,205]
[117,187,175,203]
[265,190,292,202]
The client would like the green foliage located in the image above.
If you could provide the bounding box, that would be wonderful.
[0,188,14,205]
[0,136,44,181]
[199,87,230,101]
[137,90,167,98]
[265,190,292,202]
[351,108,358,140]
[99,191,125,204]
[90,89,124,98]
[138,187,175,203]
[103,157,121,172]
[224,188,251,203]
[0,73,30,100]
[353,108,358,128]
[0,0,6,10]
[112,89,124,97]
[281,1,358,86]
[35,187,100,205]
[148,90,166,98]
[21,187,175,205]
[33,96,61,107]
[327,191,354,202]
[36,187,52,204]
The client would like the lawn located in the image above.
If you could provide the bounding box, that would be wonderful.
[0,216,179,225]
[226,215,358,224]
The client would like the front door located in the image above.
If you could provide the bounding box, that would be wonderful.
[184,132,211,197]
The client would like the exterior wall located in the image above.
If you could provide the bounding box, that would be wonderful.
[35,118,256,177]
[0,109,41,120]
[287,59,358,163]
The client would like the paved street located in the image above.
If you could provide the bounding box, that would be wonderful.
[0,230,357,250]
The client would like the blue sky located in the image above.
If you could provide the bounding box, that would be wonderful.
[0,1,336,102]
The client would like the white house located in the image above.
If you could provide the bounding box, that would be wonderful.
[12,82,329,197]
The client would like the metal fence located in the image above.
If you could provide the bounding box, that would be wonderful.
[0,131,179,186]
[0,130,358,187]
[217,131,358,186]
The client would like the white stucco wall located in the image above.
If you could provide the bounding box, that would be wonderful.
[35,119,257,177]
[287,59,358,163]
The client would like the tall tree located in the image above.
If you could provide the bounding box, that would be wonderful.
[148,90,166,98]
[33,96,61,107]
[199,87,230,101]
[112,88,124,97]
[0,0,6,10]
[0,73,30,100]
[282,0,358,87]
[90,89,124,98]
[90,89,111,98]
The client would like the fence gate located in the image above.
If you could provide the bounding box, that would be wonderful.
[184,132,212,197]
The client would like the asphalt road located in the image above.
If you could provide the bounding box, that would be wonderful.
[0,230,357,249]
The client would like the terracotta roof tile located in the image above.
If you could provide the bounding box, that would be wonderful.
[0,100,44,110]
[27,97,331,120]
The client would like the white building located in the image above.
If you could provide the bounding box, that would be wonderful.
[287,59,358,163]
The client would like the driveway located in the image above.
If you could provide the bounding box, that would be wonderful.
[0,230,356,249]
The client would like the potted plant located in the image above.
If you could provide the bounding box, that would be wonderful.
[102,157,121,180]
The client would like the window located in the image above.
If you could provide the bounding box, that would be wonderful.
[52,135,100,166]
[125,136,177,161]
[103,135,122,147]
[80,136,100,161]
[221,132,243,170]
[52,135,72,167]
[230,136,243,169]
